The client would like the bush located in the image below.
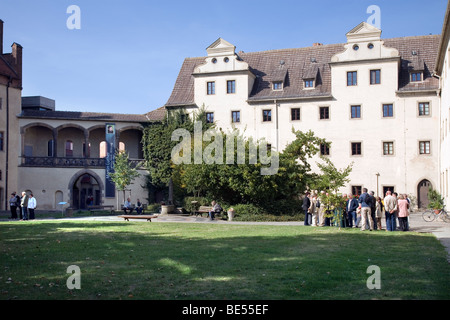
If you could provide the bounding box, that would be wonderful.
[183,196,211,214]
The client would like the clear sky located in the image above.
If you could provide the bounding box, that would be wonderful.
[0,0,447,114]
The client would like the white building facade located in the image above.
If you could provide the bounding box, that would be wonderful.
[436,2,450,209]
[166,22,441,208]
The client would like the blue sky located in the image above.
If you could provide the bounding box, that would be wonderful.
[0,0,447,114]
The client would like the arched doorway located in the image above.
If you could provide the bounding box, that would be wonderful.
[70,171,103,210]
[417,179,432,209]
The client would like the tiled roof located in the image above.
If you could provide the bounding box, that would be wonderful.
[145,106,166,121]
[165,35,440,106]
[19,109,150,123]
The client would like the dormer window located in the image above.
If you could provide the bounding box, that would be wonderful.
[411,72,423,82]
[409,53,425,82]
[304,79,315,89]
[273,81,283,90]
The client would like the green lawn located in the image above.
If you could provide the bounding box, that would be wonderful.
[0,220,449,300]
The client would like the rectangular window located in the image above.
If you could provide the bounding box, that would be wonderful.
[0,132,4,151]
[291,108,300,121]
[319,106,329,120]
[207,81,215,95]
[0,98,2,110]
[351,142,362,155]
[227,80,236,94]
[383,142,394,155]
[263,110,272,122]
[370,69,381,84]
[347,71,357,86]
[352,186,362,196]
[320,143,330,156]
[418,102,430,116]
[304,80,314,88]
[206,112,214,124]
[351,105,361,119]
[411,72,422,82]
[383,104,394,117]
[232,111,240,123]
[419,141,431,154]
[273,82,283,90]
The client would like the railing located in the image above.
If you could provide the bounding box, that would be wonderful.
[21,157,146,169]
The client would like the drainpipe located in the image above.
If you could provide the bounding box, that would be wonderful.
[5,76,12,210]
[274,100,279,151]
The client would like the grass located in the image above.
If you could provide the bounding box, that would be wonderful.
[0,219,449,300]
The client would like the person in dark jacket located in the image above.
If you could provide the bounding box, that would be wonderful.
[346,194,359,227]
[302,192,311,226]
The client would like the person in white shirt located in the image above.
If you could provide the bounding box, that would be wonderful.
[28,193,37,220]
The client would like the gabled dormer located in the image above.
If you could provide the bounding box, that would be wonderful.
[331,22,399,63]
[193,38,252,75]
[409,51,425,82]
[269,62,288,91]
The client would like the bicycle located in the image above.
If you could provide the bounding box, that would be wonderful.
[422,206,450,223]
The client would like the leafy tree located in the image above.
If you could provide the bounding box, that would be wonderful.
[313,156,354,193]
[108,150,141,209]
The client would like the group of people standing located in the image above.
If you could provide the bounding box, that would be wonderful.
[9,191,37,220]
[302,188,410,231]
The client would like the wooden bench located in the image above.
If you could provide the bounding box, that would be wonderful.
[118,214,159,222]
[87,205,115,214]
[194,206,213,217]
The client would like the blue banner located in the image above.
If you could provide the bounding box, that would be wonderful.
[105,123,116,198]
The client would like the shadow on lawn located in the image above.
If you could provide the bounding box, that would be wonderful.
[1,221,449,300]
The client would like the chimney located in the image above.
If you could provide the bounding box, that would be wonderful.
[11,42,23,85]
[313,43,323,47]
[0,19,4,54]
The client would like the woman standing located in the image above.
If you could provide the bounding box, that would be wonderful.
[28,193,37,220]
[397,194,409,231]
[375,197,384,230]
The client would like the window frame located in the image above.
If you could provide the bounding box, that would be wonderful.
[319,106,330,120]
[419,141,431,155]
[227,80,236,94]
[382,103,394,118]
[304,79,315,89]
[383,141,395,156]
[262,109,272,122]
[291,108,301,121]
[207,81,216,95]
[350,105,362,119]
[418,102,431,117]
[231,111,241,123]
[351,142,362,156]
[320,143,330,156]
[370,69,381,85]
[272,81,283,91]
[410,72,423,82]
[206,112,214,124]
[347,71,358,86]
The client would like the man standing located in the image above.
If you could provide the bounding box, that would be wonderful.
[20,191,29,221]
[302,192,311,226]
[384,191,397,231]
[369,191,377,230]
[9,193,19,219]
[358,188,374,231]
[346,194,359,228]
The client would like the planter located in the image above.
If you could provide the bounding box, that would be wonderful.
[434,209,441,214]
[161,205,175,215]
[227,209,235,221]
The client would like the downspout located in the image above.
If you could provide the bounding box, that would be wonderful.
[275,100,279,151]
[5,76,12,210]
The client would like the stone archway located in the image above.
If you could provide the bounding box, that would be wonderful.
[69,170,104,210]
[417,179,432,209]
